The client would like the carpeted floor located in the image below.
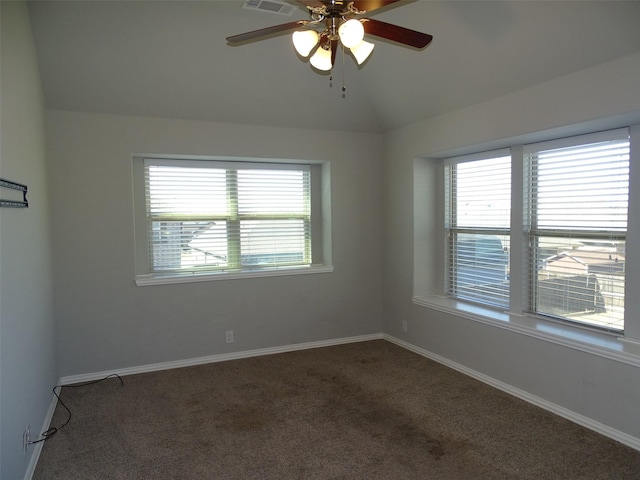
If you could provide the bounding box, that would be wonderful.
[33,340,640,479]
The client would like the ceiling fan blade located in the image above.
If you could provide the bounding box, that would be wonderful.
[226,21,306,44]
[363,18,432,49]
[351,0,402,14]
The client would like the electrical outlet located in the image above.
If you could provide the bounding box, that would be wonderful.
[225,330,234,343]
[402,320,408,333]
[23,425,30,454]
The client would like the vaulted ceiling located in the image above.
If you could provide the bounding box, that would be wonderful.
[28,1,640,133]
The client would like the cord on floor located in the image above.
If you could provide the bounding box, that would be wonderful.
[27,374,124,445]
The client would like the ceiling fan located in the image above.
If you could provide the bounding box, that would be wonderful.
[226,0,433,72]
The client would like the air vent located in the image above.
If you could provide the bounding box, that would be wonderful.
[242,0,296,16]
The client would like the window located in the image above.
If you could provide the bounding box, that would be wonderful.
[525,129,630,331]
[445,152,511,308]
[439,128,630,333]
[134,157,331,284]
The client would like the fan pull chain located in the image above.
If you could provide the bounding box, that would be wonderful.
[327,47,347,98]
[342,43,346,98]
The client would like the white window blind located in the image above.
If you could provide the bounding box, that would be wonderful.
[445,152,511,308]
[525,129,629,331]
[145,159,311,274]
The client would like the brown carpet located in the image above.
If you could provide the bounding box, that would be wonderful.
[33,340,640,479]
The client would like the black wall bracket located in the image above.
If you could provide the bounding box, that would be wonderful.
[0,178,29,208]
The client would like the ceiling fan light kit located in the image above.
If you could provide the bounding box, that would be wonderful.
[227,0,433,75]
[293,18,373,68]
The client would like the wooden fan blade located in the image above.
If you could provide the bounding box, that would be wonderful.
[226,21,306,44]
[351,0,402,14]
[363,18,432,48]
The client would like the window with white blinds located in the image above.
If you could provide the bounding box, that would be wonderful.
[144,158,311,274]
[525,129,630,331]
[445,152,511,308]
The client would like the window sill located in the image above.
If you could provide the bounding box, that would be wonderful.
[136,265,334,286]
[412,295,640,367]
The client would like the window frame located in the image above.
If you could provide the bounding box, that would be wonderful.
[523,129,629,333]
[444,150,512,309]
[413,122,640,364]
[440,130,630,333]
[132,155,333,286]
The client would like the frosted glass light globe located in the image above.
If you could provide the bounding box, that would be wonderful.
[310,46,332,71]
[292,30,319,57]
[338,19,364,49]
[350,40,374,65]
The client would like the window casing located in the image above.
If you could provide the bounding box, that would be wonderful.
[524,129,630,332]
[445,152,512,309]
[134,156,331,284]
[442,128,630,333]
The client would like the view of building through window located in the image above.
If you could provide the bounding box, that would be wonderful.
[528,135,629,331]
[447,130,629,332]
[447,154,511,308]
[145,160,312,274]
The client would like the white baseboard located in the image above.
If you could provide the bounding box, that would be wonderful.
[384,334,640,452]
[59,333,384,385]
[54,332,640,456]
[23,391,59,480]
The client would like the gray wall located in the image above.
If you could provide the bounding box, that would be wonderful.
[382,52,640,440]
[46,111,384,377]
[3,7,640,480]
[0,3,57,479]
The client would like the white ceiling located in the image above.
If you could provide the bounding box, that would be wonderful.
[28,0,640,133]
